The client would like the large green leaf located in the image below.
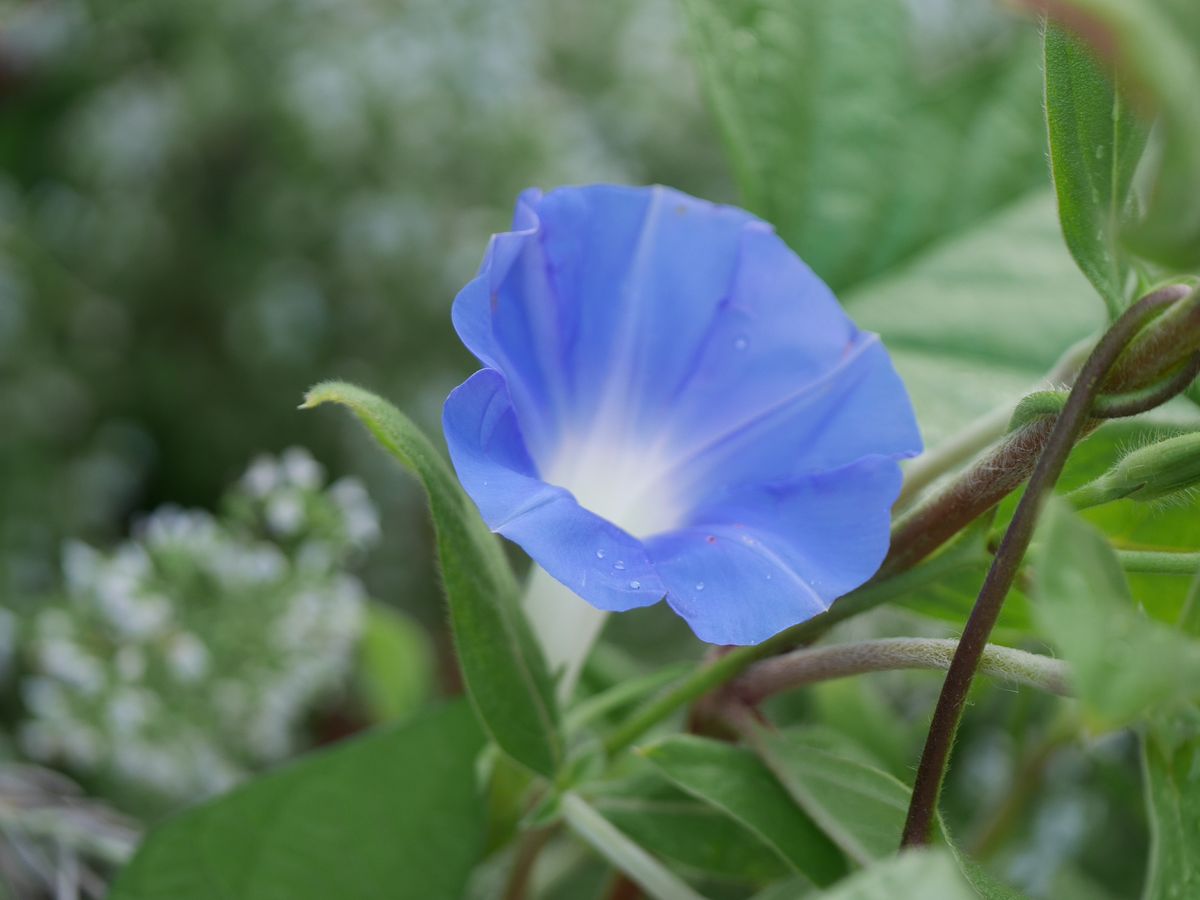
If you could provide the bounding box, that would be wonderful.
[303,381,562,777]
[1044,25,1148,315]
[850,192,1102,445]
[640,735,847,886]
[1041,0,1200,268]
[819,849,976,900]
[109,702,485,900]
[745,726,911,866]
[588,775,791,884]
[746,726,1026,899]
[1141,717,1200,899]
[1031,500,1200,729]
[680,0,1048,292]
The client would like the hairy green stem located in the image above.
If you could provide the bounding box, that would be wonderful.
[1117,550,1200,576]
[733,638,1071,705]
[900,291,1179,847]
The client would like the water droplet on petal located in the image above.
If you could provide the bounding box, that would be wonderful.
[733,335,749,351]
[613,560,625,571]
[595,549,606,559]
[695,582,705,591]
[629,580,641,589]
[765,573,773,581]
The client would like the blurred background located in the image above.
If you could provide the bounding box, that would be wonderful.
[0,0,1163,897]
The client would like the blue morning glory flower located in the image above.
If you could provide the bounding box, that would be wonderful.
[443,185,922,646]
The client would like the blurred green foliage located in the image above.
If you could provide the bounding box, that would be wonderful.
[0,0,727,619]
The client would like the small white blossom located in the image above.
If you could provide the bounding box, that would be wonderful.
[166,632,210,683]
[242,455,280,497]
[281,446,324,490]
[266,491,305,536]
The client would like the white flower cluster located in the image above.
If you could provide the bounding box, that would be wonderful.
[15,448,377,806]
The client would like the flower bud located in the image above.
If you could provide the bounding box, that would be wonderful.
[1070,432,1200,509]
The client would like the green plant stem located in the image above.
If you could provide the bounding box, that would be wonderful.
[560,794,704,900]
[1117,550,1200,576]
[501,826,556,900]
[732,638,1071,704]
[900,290,1177,848]
[602,547,979,757]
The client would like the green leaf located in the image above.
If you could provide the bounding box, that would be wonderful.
[1044,24,1148,315]
[850,192,1102,445]
[819,849,977,900]
[109,702,484,900]
[680,0,1048,292]
[745,725,912,865]
[588,775,791,884]
[895,560,1036,640]
[745,726,1028,898]
[1142,718,1200,900]
[640,735,846,886]
[947,844,1028,900]
[1042,0,1200,268]
[560,793,706,900]
[1031,500,1200,728]
[303,381,562,777]
[356,603,434,723]
[749,877,816,900]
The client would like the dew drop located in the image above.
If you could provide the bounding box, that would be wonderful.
[695,582,705,591]
[765,573,773,581]
[629,580,641,589]
[613,560,626,571]
[733,335,749,351]
[595,549,606,559]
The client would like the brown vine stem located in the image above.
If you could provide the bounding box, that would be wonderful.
[899,290,1190,847]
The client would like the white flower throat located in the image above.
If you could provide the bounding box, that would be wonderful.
[542,432,684,539]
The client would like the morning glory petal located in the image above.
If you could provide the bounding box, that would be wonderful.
[647,458,902,645]
[443,369,665,613]
[443,184,922,645]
